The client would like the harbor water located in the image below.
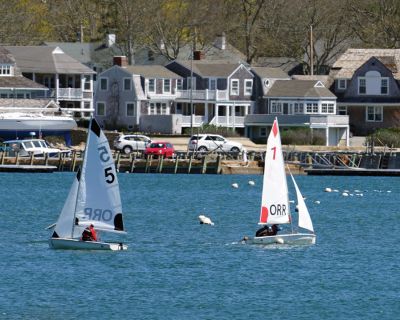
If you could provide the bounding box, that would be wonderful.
[0,173,399,319]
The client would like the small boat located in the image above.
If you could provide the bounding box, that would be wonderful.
[244,118,316,245]
[48,118,127,250]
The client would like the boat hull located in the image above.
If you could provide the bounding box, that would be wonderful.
[49,238,127,251]
[245,233,316,245]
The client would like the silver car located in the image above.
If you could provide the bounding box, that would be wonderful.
[113,134,152,154]
[188,134,243,152]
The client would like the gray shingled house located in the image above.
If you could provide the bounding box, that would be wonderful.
[330,48,400,136]
[166,59,254,134]
[94,57,182,133]
[245,78,349,146]
[5,46,95,119]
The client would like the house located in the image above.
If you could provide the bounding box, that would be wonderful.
[166,59,255,134]
[94,56,182,132]
[5,45,96,118]
[329,48,400,135]
[245,77,349,146]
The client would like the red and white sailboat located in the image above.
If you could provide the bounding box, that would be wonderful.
[245,118,316,245]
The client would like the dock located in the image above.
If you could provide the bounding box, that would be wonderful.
[0,164,58,173]
[305,168,400,176]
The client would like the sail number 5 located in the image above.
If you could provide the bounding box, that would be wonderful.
[98,146,115,184]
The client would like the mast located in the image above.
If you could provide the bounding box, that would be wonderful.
[71,116,92,238]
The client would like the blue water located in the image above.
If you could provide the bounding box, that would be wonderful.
[0,173,399,320]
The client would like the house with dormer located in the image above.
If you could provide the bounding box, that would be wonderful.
[330,48,400,136]
[166,59,255,134]
[5,46,95,118]
[94,56,182,132]
[245,78,349,146]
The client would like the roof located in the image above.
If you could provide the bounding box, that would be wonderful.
[125,65,181,78]
[266,80,336,98]
[0,98,56,109]
[331,48,400,79]
[43,41,124,69]
[251,67,289,79]
[253,57,303,75]
[172,60,242,77]
[291,75,333,88]
[0,76,47,89]
[4,46,95,74]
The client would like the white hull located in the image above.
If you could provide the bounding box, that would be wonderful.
[0,117,76,131]
[245,233,316,245]
[49,238,127,251]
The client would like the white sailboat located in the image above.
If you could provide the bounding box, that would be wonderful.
[48,118,127,250]
[244,118,316,245]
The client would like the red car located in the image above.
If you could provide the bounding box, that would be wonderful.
[144,141,175,158]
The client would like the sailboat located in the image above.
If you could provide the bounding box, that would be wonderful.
[48,118,127,250]
[244,118,316,245]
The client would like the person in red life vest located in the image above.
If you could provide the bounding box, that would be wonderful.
[81,224,98,241]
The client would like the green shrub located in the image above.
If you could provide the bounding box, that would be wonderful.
[280,128,325,145]
[366,128,400,147]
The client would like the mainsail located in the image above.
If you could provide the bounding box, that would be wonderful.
[259,118,291,225]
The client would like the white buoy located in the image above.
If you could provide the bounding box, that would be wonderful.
[387,190,392,193]
[198,215,214,226]
[324,187,332,192]
[248,180,255,186]
[289,200,295,203]
[342,192,349,197]
[232,183,239,189]
[314,200,321,204]
[275,238,284,244]
[333,189,339,192]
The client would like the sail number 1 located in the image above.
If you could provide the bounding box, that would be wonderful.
[98,146,115,184]
[271,146,276,160]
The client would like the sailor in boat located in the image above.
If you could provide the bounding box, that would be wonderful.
[81,224,98,242]
[255,224,280,237]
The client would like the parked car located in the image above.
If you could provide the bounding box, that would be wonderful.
[113,134,152,154]
[3,139,70,157]
[144,141,175,158]
[188,134,243,153]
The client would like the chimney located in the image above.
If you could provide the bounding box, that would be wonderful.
[106,34,116,48]
[193,51,205,60]
[113,56,128,67]
[215,32,226,50]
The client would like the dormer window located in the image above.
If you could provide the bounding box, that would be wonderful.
[359,78,366,94]
[0,64,12,76]
[338,79,346,90]
[163,79,171,93]
[148,79,156,93]
[381,78,388,94]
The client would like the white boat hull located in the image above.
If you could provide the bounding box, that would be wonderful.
[49,238,127,251]
[0,117,76,131]
[245,233,316,245]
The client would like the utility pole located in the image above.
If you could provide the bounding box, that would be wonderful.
[310,25,314,75]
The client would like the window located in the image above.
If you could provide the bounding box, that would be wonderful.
[176,79,183,90]
[306,102,318,113]
[126,103,135,116]
[230,79,239,95]
[163,79,171,93]
[337,106,347,115]
[148,79,155,93]
[209,78,217,90]
[84,75,91,91]
[0,64,11,76]
[381,78,388,94]
[100,78,108,91]
[270,101,282,114]
[366,106,383,122]
[245,80,253,95]
[124,78,131,91]
[338,79,346,90]
[294,103,304,114]
[97,102,106,116]
[260,127,267,137]
[321,103,335,114]
[187,77,195,89]
[149,102,168,114]
[359,78,366,94]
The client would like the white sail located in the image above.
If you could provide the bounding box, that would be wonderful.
[52,172,81,239]
[290,173,314,233]
[259,118,291,225]
[74,119,125,233]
